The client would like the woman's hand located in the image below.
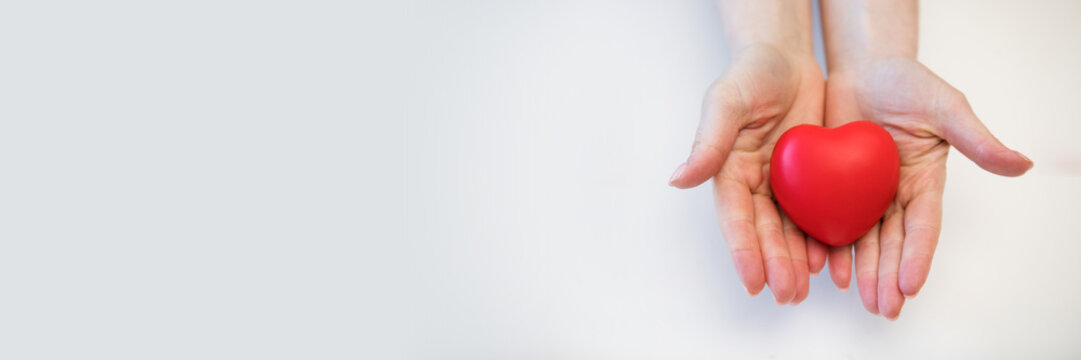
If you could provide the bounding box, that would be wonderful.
[670,44,827,304]
[820,0,1033,320]
[825,57,1033,319]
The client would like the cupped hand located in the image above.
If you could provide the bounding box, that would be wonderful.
[669,44,829,304]
[824,57,1034,319]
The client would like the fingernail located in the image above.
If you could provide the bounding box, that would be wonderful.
[839,286,849,293]
[668,162,687,186]
[904,292,918,299]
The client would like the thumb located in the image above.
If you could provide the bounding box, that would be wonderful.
[937,92,1034,177]
[669,83,746,189]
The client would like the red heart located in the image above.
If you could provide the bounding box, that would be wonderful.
[769,121,900,247]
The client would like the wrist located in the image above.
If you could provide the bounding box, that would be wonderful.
[828,53,917,77]
[730,42,815,65]
[821,0,918,74]
[720,0,814,57]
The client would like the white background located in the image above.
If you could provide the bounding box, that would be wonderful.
[2,0,1080,359]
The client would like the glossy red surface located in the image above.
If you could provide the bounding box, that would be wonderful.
[769,121,900,246]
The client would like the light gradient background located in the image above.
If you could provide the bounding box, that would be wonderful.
[2,0,1080,359]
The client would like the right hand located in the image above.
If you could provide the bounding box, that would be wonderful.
[669,44,829,304]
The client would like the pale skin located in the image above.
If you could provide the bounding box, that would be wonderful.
[669,0,1033,319]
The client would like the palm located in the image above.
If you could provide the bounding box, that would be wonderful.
[825,58,1032,318]
[828,59,950,201]
[672,45,826,304]
[719,52,824,204]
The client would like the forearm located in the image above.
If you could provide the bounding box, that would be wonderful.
[718,0,814,56]
[821,0,918,72]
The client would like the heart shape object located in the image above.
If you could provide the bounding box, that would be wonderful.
[769,121,900,247]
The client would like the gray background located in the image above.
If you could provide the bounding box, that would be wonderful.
[3,0,1080,358]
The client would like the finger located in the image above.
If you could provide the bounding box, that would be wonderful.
[898,192,943,297]
[828,244,852,291]
[782,212,810,305]
[806,236,828,275]
[878,207,907,320]
[753,194,796,304]
[669,83,748,188]
[854,224,881,315]
[714,179,766,296]
[936,91,1033,177]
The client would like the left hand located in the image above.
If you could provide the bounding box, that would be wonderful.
[823,57,1034,319]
